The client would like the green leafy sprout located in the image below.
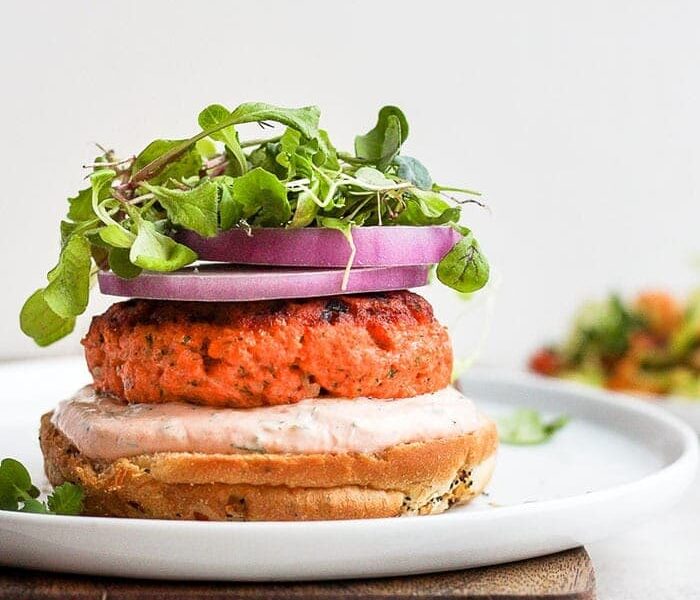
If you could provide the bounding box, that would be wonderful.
[0,458,83,515]
[20,101,489,346]
[498,409,569,445]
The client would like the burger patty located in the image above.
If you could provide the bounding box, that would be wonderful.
[83,291,452,408]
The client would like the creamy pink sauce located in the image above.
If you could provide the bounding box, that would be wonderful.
[52,386,483,460]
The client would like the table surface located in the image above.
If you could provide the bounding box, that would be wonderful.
[0,548,595,599]
[587,468,699,600]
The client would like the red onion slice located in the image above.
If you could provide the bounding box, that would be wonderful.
[174,226,460,268]
[98,264,430,302]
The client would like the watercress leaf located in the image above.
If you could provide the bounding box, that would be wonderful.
[141,181,219,238]
[396,189,460,226]
[0,464,21,511]
[276,129,324,180]
[354,166,395,187]
[318,216,352,237]
[275,129,299,178]
[195,138,218,159]
[44,235,92,318]
[289,152,315,181]
[230,167,291,227]
[129,219,198,272]
[88,170,122,232]
[0,459,32,496]
[89,170,116,220]
[498,409,569,445]
[249,143,285,178]
[0,491,18,511]
[394,156,432,190]
[0,458,38,512]
[99,224,135,248]
[67,188,96,222]
[60,221,78,246]
[68,179,114,224]
[65,223,103,250]
[19,289,76,347]
[289,193,319,228]
[214,177,240,230]
[131,139,202,186]
[198,104,247,175]
[318,130,340,171]
[228,103,320,139]
[0,457,84,515]
[47,482,84,515]
[89,171,136,248]
[544,415,570,436]
[278,128,301,164]
[436,230,489,293]
[131,104,319,185]
[289,181,320,228]
[198,105,234,142]
[19,498,49,514]
[90,168,116,196]
[354,106,409,170]
[108,247,142,279]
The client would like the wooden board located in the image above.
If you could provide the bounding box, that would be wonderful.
[0,547,595,599]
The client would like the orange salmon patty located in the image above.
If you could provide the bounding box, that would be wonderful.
[83,291,452,408]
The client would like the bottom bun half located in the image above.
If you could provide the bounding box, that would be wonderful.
[40,413,498,521]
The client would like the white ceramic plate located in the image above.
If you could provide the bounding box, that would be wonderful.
[0,357,696,581]
[530,373,700,433]
[657,397,700,432]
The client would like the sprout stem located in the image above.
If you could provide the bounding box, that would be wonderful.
[82,157,134,169]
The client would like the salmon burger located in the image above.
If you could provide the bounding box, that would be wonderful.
[82,291,453,407]
[40,291,498,521]
[25,101,497,522]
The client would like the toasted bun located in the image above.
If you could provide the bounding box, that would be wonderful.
[40,413,498,521]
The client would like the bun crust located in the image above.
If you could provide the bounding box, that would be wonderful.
[82,292,452,409]
[40,413,497,521]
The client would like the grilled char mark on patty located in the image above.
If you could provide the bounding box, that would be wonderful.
[83,291,452,408]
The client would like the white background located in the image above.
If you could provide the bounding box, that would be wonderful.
[1,0,698,366]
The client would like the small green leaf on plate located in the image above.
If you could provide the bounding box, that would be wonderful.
[498,409,569,445]
[19,498,49,514]
[47,482,84,516]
